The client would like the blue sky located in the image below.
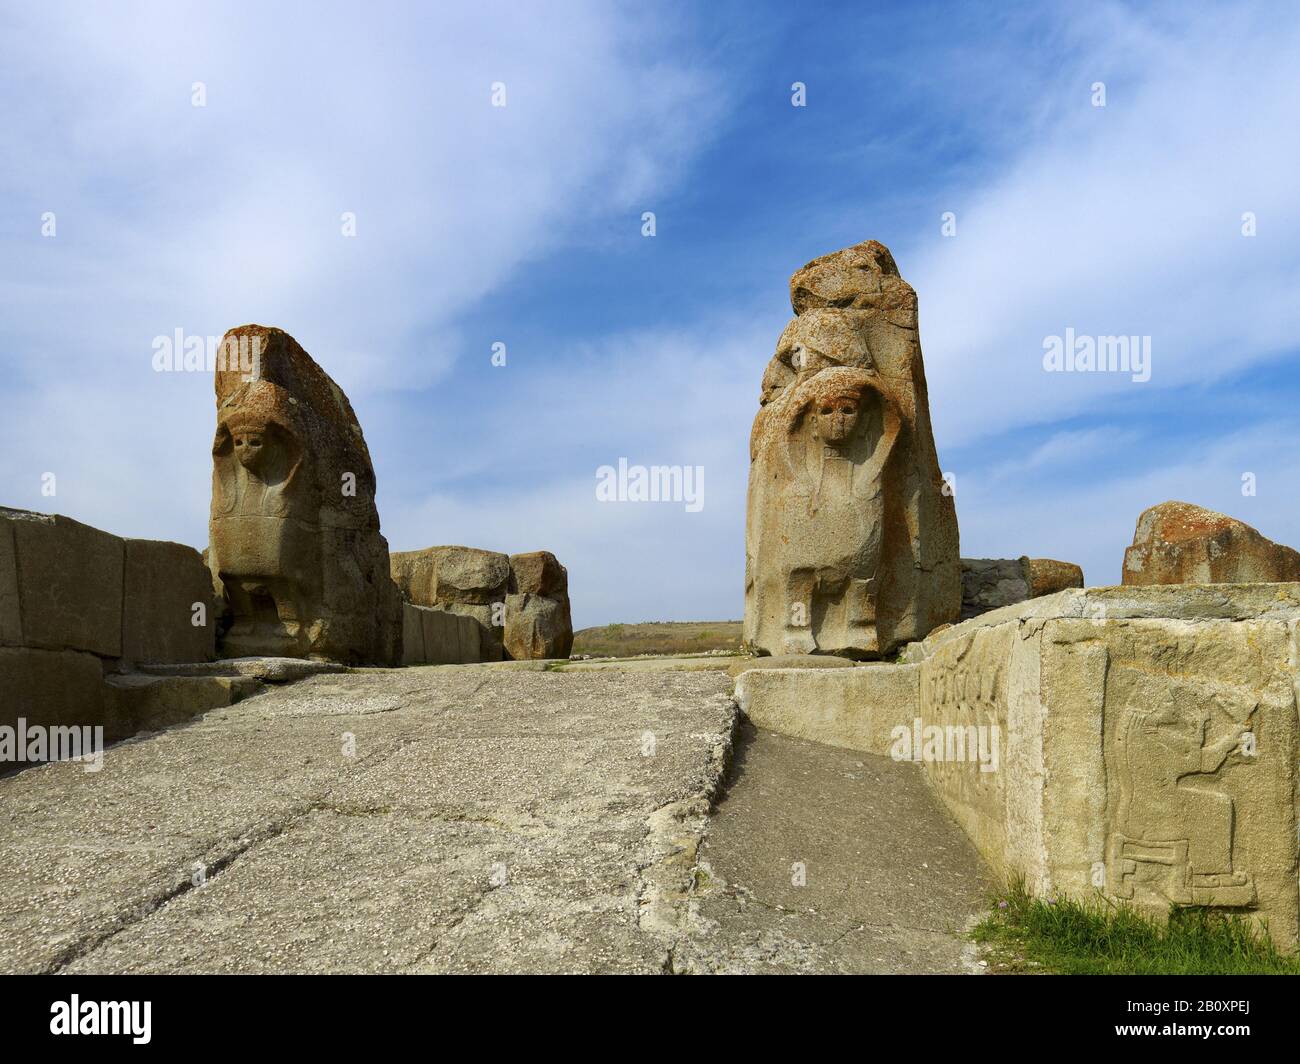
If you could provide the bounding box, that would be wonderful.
[2,0,1298,628]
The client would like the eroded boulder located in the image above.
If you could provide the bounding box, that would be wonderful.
[504,551,573,660]
[1122,501,1300,586]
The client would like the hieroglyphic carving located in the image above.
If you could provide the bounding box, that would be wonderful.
[1105,671,1257,908]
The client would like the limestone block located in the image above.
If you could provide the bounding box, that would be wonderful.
[960,556,1083,619]
[391,546,509,607]
[1023,557,1083,598]
[959,558,1028,619]
[122,539,216,665]
[0,646,105,736]
[0,509,123,658]
[441,601,502,661]
[503,592,572,661]
[102,674,260,740]
[503,552,573,660]
[734,664,918,755]
[908,586,1300,949]
[0,516,20,645]
[401,602,426,665]
[509,551,567,597]
[420,607,464,665]
[454,611,482,664]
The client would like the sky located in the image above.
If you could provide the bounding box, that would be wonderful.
[1,0,1298,629]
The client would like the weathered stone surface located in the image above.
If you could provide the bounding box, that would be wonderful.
[208,326,401,666]
[509,550,566,598]
[391,546,510,606]
[400,603,483,665]
[504,551,572,660]
[959,558,1028,620]
[0,668,737,974]
[1024,557,1083,598]
[0,515,20,646]
[0,508,123,658]
[503,593,570,661]
[681,724,990,974]
[744,240,960,660]
[735,664,918,754]
[122,539,217,665]
[1123,500,1300,585]
[753,584,1300,949]
[401,603,425,666]
[135,657,346,683]
[103,674,260,738]
[391,546,508,660]
[960,556,1083,619]
[0,646,105,737]
[725,653,856,677]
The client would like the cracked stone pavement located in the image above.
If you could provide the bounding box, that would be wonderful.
[0,664,989,974]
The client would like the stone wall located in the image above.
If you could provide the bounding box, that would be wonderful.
[736,584,1300,949]
[0,507,216,749]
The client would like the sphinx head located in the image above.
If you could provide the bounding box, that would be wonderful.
[815,393,862,446]
[230,421,271,473]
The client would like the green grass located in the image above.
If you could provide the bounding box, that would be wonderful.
[571,620,743,658]
[973,880,1300,975]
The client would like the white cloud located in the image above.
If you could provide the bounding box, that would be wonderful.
[907,3,1300,449]
[0,1,729,549]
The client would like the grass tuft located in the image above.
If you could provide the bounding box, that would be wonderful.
[972,879,1300,975]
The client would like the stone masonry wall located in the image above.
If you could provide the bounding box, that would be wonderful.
[0,508,216,752]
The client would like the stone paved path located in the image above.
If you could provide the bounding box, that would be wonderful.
[0,664,988,974]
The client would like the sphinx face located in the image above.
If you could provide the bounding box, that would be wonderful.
[815,396,861,446]
[233,426,269,473]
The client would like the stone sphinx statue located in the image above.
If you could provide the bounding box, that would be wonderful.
[744,241,960,658]
[208,326,401,664]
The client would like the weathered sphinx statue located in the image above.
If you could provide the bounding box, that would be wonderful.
[744,241,960,658]
[208,325,401,664]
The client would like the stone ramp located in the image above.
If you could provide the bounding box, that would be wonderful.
[676,723,991,973]
[0,665,990,974]
[0,667,735,974]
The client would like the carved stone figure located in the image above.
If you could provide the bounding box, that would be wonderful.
[1107,688,1256,907]
[744,241,960,658]
[208,326,401,664]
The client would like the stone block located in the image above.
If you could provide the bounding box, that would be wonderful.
[402,603,425,665]
[0,646,105,740]
[910,585,1300,949]
[122,539,216,664]
[1,509,123,658]
[735,664,917,754]
[102,674,260,739]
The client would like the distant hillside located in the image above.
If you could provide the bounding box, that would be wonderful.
[571,620,743,658]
